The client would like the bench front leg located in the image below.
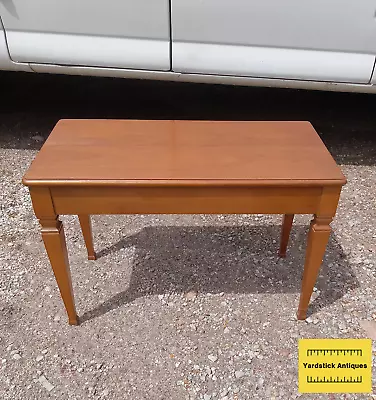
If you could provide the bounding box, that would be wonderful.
[297,215,332,320]
[40,216,78,325]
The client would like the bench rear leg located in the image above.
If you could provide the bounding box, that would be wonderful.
[279,214,294,257]
[78,215,96,260]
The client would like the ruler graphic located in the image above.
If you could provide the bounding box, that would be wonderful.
[307,349,362,357]
[307,376,363,384]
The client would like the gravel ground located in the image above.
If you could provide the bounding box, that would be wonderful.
[0,72,376,399]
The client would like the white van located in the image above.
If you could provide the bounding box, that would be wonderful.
[1,1,376,93]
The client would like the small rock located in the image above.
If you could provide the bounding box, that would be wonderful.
[1,359,6,364]
[233,387,240,394]
[36,355,43,362]
[38,375,54,392]
[359,320,376,340]
[235,370,244,379]
[12,354,21,360]
[338,322,346,330]
[256,377,264,389]
[32,135,44,142]
[41,350,48,355]
[54,315,61,322]
[185,291,197,301]
[208,354,218,362]
[279,349,290,357]
[102,389,110,396]
[6,345,12,351]
[204,394,212,400]
[158,295,164,300]
[305,317,313,324]
[224,327,230,334]
[220,389,228,397]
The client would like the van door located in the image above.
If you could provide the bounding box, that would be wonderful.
[171,0,376,83]
[0,0,170,70]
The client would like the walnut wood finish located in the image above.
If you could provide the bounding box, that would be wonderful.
[40,217,78,325]
[29,187,78,325]
[279,214,294,258]
[297,215,333,320]
[23,120,346,325]
[78,215,96,260]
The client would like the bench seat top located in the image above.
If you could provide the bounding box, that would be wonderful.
[23,119,346,187]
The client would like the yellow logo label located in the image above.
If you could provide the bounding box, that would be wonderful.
[299,339,372,393]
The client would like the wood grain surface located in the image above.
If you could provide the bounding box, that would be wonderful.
[23,120,346,186]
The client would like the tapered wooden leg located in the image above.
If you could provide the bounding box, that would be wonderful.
[40,217,78,325]
[297,216,332,320]
[78,215,96,260]
[279,214,294,257]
